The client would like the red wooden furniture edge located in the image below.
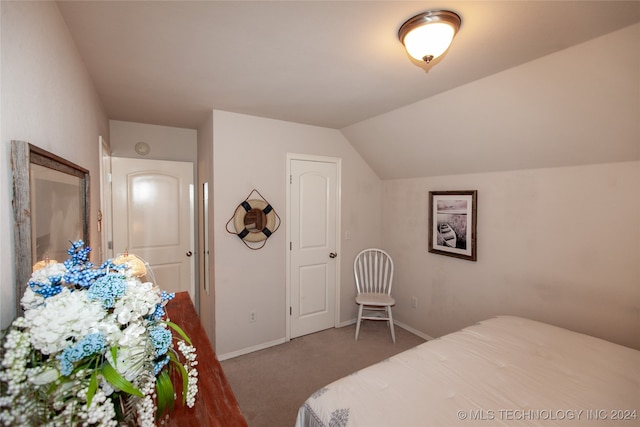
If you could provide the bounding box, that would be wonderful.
[163,292,247,426]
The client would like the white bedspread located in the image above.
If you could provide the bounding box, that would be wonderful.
[295,316,640,426]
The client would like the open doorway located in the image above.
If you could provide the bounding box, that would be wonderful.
[111,157,196,303]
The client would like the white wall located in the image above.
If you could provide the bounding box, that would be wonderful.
[213,110,381,357]
[384,162,640,349]
[109,120,197,161]
[196,112,215,344]
[0,0,5,329]
[1,1,108,328]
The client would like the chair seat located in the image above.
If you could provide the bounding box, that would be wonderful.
[356,293,395,306]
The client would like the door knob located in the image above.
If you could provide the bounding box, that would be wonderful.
[186,251,193,257]
[329,252,337,258]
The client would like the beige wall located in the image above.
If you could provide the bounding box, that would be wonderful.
[1,1,108,328]
[384,162,640,349]
[345,22,640,350]
[2,1,637,358]
[212,110,381,358]
[342,23,640,179]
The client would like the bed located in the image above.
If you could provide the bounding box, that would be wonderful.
[295,316,640,427]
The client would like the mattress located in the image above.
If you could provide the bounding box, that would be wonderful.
[295,316,640,426]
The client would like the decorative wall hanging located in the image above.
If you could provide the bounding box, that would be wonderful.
[428,190,477,261]
[226,189,281,249]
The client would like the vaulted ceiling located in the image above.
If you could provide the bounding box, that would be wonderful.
[57,1,640,178]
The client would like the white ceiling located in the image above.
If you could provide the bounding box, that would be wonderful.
[56,1,640,177]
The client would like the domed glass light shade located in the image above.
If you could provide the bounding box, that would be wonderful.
[398,10,461,64]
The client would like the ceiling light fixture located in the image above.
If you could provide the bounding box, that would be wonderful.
[134,141,151,156]
[398,10,461,66]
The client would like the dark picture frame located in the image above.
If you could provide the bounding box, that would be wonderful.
[428,190,477,261]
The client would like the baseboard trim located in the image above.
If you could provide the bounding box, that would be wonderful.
[218,337,287,361]
[342,318,433,341]
[218,320,433,361]
[338,318,357,328]
[393,320,435,341]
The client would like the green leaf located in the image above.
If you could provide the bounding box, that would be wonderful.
[46,379,60,395]
[164,321,192,345]
[101,361,143,398]
[110,346,118,367]
[168,351,189,405]
[155,370,175,418]
[87,369,98,407]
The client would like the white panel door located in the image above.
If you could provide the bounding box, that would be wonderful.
[111,157,194,300]
[290,158,339,338]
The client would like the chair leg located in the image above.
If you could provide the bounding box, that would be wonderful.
[355,304,364,341]
[387,306,396,343]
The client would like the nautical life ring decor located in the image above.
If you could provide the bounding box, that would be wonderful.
[226,189,281,249]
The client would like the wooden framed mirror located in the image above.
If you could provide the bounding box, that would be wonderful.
[11,140,90,314]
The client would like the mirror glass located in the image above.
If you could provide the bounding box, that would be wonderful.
[243,208,266,232]
[31,163,84,262]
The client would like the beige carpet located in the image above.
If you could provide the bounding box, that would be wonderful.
[220,322,426,427]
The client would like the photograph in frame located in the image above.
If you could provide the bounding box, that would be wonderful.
[428,190,477,261]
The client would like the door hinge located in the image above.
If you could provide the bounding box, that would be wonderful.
[290,174,292,184]
[107,172,112,183]
[290,307,292,316]
[290,242,292,250]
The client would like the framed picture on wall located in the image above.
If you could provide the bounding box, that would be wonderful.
[428,190,477,261]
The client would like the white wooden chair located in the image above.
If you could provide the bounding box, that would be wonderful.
[354,248,396,343]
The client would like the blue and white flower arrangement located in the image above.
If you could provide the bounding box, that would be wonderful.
[0,241,198,426]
